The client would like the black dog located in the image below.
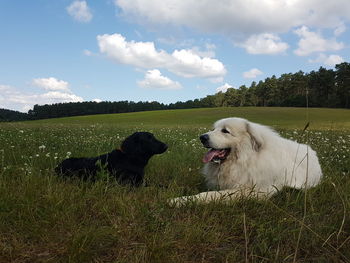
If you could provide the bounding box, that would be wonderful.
[55,132,167,186]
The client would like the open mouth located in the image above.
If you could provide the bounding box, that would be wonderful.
[203,148,231,163]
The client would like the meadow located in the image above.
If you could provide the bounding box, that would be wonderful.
[0,107,349,262]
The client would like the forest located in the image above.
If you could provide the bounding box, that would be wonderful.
[1,62,349,121]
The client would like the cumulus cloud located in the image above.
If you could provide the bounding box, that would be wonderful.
[67,1,92,23]
[240,34,289,54]
[32,77,70,91]
[138,69,182,90]
[309,53,344,66]
[170,49,225,80]
[39,91,83,102]
[324,55,344,66]
[97,33,166,68]
[294,26,344,56]
[97,33,226,81]
[114,0,350,56]
[243,68,263,79]
[0,79,83,112]
[216,83,234,93]
[114,0,350,37]
[0,85,24,105]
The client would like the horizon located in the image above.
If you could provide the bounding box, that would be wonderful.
[1,0,349,112]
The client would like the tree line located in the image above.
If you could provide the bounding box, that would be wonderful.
[0,108,29,122]
[210,62,349,108]
[1,62,349,121]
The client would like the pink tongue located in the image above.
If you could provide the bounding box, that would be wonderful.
[203,149,222,163]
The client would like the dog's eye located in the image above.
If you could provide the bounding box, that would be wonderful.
[221,128,230,134]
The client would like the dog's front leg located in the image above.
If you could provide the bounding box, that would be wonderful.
[169,190,241,207]
[169,188,272,207]
[169,191,230,207]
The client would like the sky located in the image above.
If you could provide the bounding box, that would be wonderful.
[1,0,349,112]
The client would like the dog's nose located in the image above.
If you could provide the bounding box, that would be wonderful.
[200,134,209,144]
[163,144,168,151]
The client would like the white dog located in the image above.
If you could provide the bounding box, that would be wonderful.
[171,117,322,205]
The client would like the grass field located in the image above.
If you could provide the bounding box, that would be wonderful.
[31,107,350,129]
[0,107,349,262]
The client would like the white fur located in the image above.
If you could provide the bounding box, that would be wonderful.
[171,117,322,206]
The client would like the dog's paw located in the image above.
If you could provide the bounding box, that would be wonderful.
[167,196,196,207]
[167,197,183,207]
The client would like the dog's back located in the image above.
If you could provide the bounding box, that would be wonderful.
[55,157,98,178]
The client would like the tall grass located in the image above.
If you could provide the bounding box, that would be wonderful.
[0,107,349,262]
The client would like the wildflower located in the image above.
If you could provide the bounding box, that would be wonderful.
[39,145,46,150]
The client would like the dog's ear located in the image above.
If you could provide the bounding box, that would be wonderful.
[121,133,144,156]
[121,135,136,153]
[246,122,263,151]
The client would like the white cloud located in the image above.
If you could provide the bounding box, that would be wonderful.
[309,53,344,66]
[40,91,83,102]
[324,55,344,66]
[93,98,102,103]
[294,26,344,56]
[0,80,83,112]
[115,0,350,56]
[114,0,350,37]
[0,85,19,104]
[32,77,69,91]
[97,33,167,68]
[243,68,263,79]
[138,69,182,90]
[240,34,289,54]
[216,83,234,93]
[170,49,225,79]
[67,1,92,23]
[97,33,226,81]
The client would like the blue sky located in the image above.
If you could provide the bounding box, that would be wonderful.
[1,0,349,112]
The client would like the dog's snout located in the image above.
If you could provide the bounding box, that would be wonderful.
[200,134,209,144]
[157,143,168,154]
[163,144,168,151]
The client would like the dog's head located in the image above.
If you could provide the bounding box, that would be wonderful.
[200,118,263,163]
[121,132,168,157]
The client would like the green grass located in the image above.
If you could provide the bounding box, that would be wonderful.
[30,107,350,129]
[0,107,349,262]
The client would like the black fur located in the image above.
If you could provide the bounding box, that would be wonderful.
[55,132,167,186]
